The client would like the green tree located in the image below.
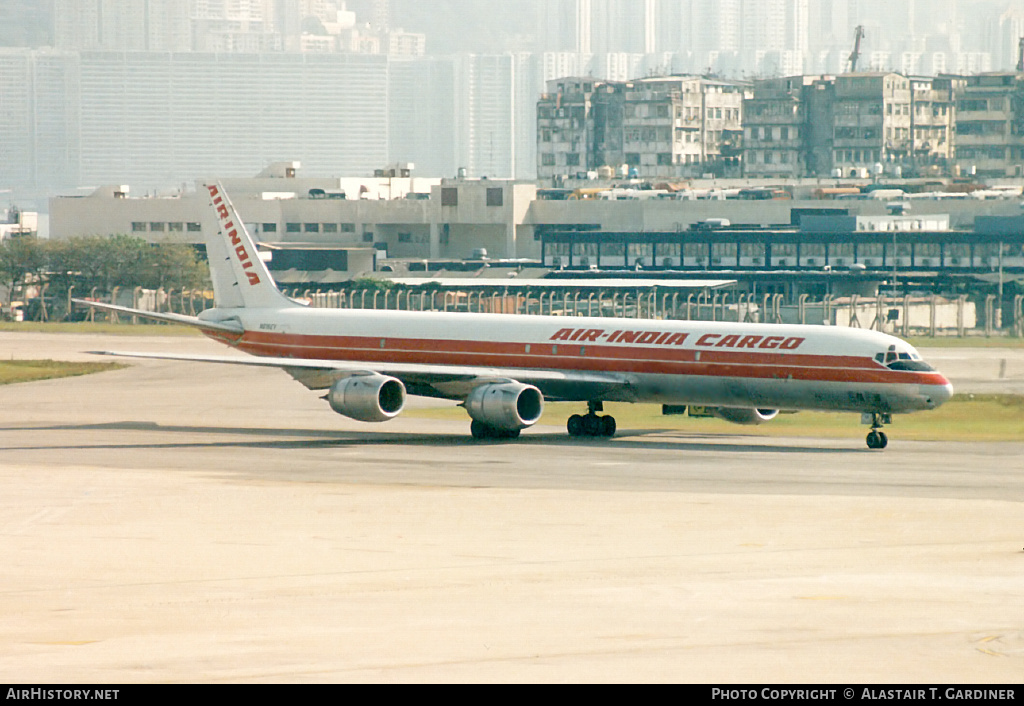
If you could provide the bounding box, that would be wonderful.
[45,235,209,296]
[0,236,46,304]
[141,241,209,292]
[349,277,395,292]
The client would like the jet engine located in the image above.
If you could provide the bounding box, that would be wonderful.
[712,408,780,426]
[465,382,544,433]
[327,375,407,423]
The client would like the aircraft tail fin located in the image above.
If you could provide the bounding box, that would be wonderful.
[204,182,294,310]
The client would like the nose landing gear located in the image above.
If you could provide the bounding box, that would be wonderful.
[864,412,892,450]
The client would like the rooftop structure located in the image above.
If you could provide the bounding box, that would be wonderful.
[0,207,38,240]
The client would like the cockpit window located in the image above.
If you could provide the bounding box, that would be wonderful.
[888,360,936,372]
[875,348,934,371]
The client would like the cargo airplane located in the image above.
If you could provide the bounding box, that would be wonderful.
[76,183,954,450]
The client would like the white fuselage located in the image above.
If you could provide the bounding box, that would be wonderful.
[201,305,954,415]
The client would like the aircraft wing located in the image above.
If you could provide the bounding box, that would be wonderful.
[86,349,633,402]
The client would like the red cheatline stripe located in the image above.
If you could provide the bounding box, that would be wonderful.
[240,330,880,368]
[228,331,948,387]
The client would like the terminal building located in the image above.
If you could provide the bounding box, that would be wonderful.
[49,163,1024,305]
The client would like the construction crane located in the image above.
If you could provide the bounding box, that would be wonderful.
[1017,37,1024,72]
[848,25,866,73]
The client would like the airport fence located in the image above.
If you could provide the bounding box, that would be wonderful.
[60,284,1024,339]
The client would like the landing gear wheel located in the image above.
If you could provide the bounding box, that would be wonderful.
[568,412,617,438]
[866,430,889,450]
[864,413,891,450]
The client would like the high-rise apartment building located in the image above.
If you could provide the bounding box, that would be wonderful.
[744,70,959,179]
[54,0,191,52]
[0,49,80,192]
[909,75,958,171]
[537,74,748,179]
[576,0,593,54]
[0,1,53,47]
[832,73,911,174]
[453,54,520,179]
[743,74,831,178]
[536,77,604,179]
[73,51,389,188]
[955,72,1024,178]
[988,8,1024,72]
[388,56,457,176]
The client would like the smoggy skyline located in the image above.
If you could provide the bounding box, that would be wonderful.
[2,1,1024,73]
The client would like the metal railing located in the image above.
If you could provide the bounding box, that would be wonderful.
[59,285,1024,339]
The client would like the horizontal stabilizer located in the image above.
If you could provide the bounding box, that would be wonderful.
[72,299,244,335]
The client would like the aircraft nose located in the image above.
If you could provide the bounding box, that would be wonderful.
[924,379,954,409]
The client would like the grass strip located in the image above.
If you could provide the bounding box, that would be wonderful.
[405,395,1024,443]
[0,360,126,386]
[0,322,198,336]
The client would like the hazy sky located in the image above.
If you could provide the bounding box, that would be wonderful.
[2,0,1023,59]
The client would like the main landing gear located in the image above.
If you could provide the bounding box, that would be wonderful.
[567,402,617,439]
[865,412,891,450]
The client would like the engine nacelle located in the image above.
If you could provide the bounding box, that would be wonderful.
[465,383,544,432]
[712,407,780,426]
[327,375,407,423]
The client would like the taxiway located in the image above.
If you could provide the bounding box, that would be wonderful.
[0,333,1021,682]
